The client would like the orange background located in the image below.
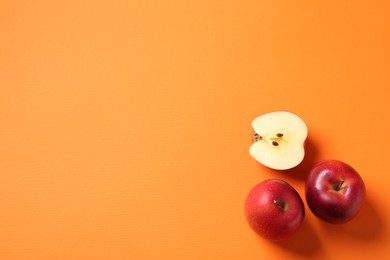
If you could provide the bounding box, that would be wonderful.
[1,1,389,259]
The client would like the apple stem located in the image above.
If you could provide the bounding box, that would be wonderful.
[253,133,262,142]
[335,178,344,191]
[274,199,285,210]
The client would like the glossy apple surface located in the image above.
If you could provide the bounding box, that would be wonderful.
[305,160,366,224]
[249,111,308,170]
[244,179,305,241]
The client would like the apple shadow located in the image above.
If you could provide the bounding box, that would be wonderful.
[272,219,322,257]
[317,198,385,242]
[275,137,322,181]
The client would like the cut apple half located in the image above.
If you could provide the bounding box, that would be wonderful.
[249,111,308,170]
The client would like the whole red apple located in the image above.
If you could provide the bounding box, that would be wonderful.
[244,179,305,241]
[305,160,366,224]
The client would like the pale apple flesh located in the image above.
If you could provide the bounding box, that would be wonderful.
[249,111,308,170]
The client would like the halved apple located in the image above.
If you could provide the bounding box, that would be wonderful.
[249,111,308,170]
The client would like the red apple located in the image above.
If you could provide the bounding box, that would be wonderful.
[305,160,366,224]
[244,179,305,241]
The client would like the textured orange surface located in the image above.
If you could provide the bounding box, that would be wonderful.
[1,1,390,259]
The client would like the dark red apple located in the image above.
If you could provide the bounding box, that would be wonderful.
[305,160,366,224]
[244,179,305,241]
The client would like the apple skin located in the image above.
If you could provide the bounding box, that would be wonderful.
[244,179,305,241]
[305,160,366,224]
